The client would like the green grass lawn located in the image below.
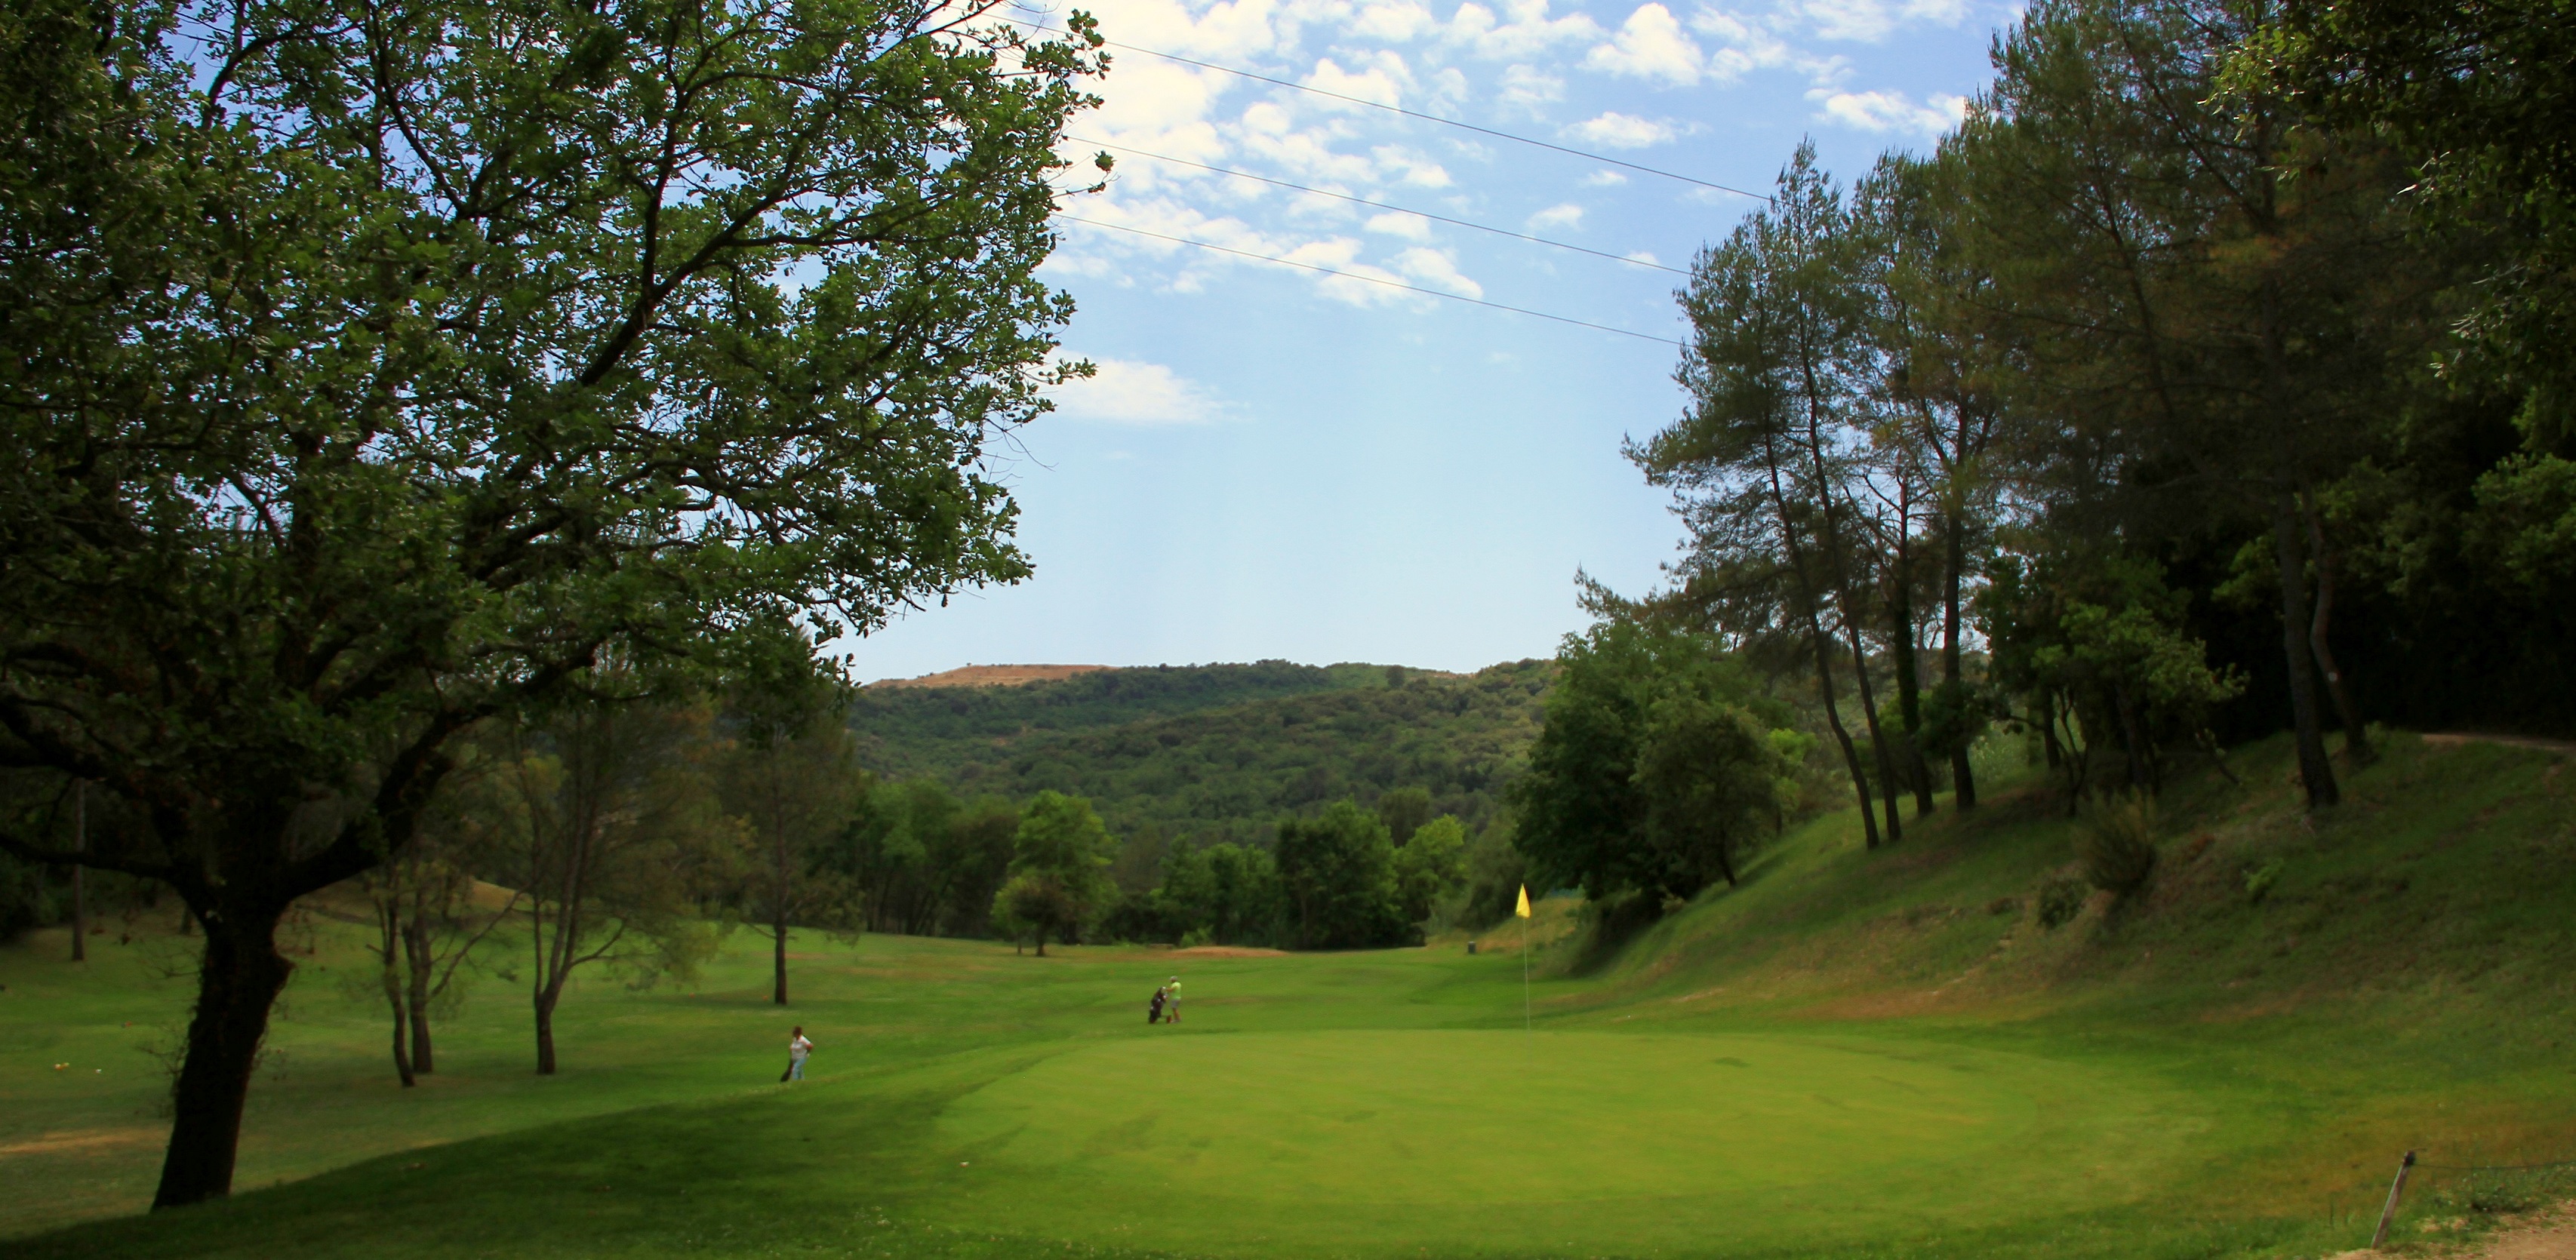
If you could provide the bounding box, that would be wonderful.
[4,733,2572,1258]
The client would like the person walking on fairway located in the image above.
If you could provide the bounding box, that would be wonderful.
[1148,984,1166,1025]
[784,1026,814,1082]
[1164,977,1180,1025]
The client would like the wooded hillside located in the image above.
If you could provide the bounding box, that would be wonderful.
[845,661,1550,845]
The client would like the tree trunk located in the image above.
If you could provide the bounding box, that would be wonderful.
[70,782,86,963]
[534,983,562,1076]
[1809,619,1881,850]
[383,963,416,1089]
[2302,496,2374,765]
[152,912,294,1208]
[772,923,789,1006]
[2271,492,2341,807]
[773,831,790,1006]
[1889,539,1934,818]
[1846,626,1904,844]
[1942,519,1977,810]
[404,917,435,1074]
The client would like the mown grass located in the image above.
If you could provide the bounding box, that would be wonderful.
[2,731,2571,1258]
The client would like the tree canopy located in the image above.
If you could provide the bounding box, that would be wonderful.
[0,0,1103,1206]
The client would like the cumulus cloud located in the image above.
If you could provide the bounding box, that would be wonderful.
[1565,111,1682,149]
[1525,202,1584,231]
[1392,247,1484,299]
[1585,4,1706,85]
[1782,0,1972,43]
[1048,358,1230,425]
[1582,169,1630,186]
[1497,63,1565,109]
[1365,211,1436,240]
[1303,54,1410,109]
[1441,0,1605,60]
[1812,88,1968,135]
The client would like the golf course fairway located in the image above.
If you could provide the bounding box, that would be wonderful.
[7,736,2574,1259]
[926,1028,2206,1255]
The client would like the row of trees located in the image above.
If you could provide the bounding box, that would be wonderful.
[1614,0,2575,847]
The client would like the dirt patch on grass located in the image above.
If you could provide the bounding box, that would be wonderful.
[2321,1199,2576,1259]
[0,1126,161,1158]
[1167,945,1288,958]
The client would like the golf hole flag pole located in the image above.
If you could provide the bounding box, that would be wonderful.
[1516,884,1531,1032]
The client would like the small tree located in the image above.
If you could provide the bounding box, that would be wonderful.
[1275,801,1408,950]
[484,699,728,1074]
[1632,697,1794,892]
[991,791,1113,955]
[718,702,864,1006]
[1393,816,1469,926]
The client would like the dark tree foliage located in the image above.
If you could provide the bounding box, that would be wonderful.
[1513,622,1801,905]
[1273,801,1411,951]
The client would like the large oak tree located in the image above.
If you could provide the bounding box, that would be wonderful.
[0,0,1102,1207]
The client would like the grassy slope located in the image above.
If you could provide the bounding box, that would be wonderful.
[2,731,2569,1258]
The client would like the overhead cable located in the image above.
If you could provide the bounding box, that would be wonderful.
[1069,135,1685,275]
[1052,214,1685,348]
[1012,19,1773,203]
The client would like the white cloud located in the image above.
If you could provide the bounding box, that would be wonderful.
[1625,250,1663,265]
[1351,0,1439,41]
[1371,145,1454,187]
[1565,111,1681,149]
[1303,54,1408,109]
[1781,0,1971,44]
[1812,88,1967,135]
[1582,168,1630,186]
[1584,5,1705,85]
[1392,247,1484,299]
[1048,358,1230,425]
[1525,202,1584,231]
[1497,63,1565,109]
[1365,211,1436,240]
[1441,0,1605,60]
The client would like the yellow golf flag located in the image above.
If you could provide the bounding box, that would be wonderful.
[1515,884,1531,919]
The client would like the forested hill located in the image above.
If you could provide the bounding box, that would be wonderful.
[845,661,1552,843]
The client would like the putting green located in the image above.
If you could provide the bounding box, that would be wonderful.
[924,1028,2211,1256]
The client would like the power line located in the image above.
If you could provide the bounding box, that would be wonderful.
[1051,214,1685,348]
[1068,134,1685,275]
[1012,19,1773,203]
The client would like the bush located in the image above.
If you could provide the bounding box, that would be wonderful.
[2036,876,2088,929]
[2243,859,2283,904]
[2076,791,2159,895]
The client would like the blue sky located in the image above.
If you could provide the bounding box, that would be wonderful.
[849,0,2010,683]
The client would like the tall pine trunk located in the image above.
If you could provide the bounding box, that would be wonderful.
[2270,491,2340,807]
[2301,496,2374,765]
[153,912,294,1207]
[1810,619,1882,850]
[1845,624,1904,844]
[1888,539,1934,817]
[1941,519,1977,809]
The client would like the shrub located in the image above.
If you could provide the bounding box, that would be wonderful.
[2076,791,2159,895]
[2244,859,2284,904]
[2036,876,2088,929]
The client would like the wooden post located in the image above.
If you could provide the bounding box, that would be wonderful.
[2370,1150,2415,1250]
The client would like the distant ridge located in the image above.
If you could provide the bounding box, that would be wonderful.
[869,664,1113,689]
